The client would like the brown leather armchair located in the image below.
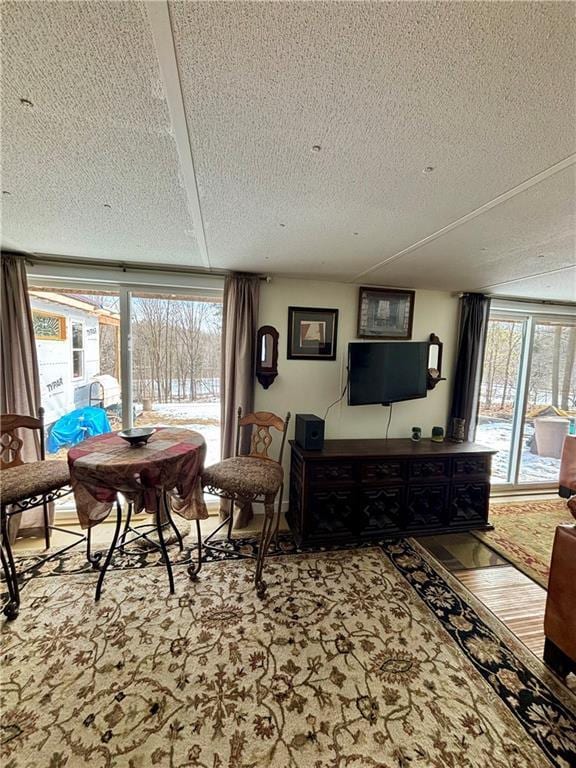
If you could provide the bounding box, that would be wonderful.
[544,525,576,677]
[543,435,576,677]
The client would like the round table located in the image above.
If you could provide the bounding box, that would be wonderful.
[68,427,209,599]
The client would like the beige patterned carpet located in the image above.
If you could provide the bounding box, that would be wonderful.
[1,540,575,767]
[474,499,574,588]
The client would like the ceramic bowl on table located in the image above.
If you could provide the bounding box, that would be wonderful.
[118,427,156,447]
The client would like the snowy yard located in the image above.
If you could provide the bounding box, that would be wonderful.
[135,401,221,467]
[476,419,561,484]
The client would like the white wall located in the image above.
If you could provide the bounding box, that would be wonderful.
[254,277,459,483]
[31,296,100,425]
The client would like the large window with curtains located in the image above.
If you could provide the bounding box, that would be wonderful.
[476,301,576,488]
[26,264,224,516]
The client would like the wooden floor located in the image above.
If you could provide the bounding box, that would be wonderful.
[456,565,547,657]
[418,533,549,656]
[418,531,576,690]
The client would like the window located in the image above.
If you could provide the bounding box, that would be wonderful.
[26,271,223,520]
[71,321,85,379]
[477,304,576,488]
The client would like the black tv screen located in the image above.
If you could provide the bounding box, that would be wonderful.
[348,342,428,406]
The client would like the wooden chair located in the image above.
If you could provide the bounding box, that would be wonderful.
[202,408,290,597]
[0,408,84,619]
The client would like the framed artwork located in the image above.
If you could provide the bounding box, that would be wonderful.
[287,307,338,360]
[357,287,415,339]
[32,311,67,341]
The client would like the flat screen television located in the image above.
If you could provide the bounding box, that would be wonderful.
[347,341,428,406]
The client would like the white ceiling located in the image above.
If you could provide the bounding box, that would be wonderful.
[1,1,575,301]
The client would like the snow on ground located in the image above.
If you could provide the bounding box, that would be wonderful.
[148,401,220,421]
[142,401,221,467]
[476,419,561,484]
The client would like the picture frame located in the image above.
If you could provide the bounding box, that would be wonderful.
[357,287,415,339]
[287,306,338,360]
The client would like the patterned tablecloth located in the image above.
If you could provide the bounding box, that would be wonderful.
[68,428,209,529]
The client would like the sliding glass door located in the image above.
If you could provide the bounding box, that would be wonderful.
[477,307,576,488]
[518,319,576,483]
[27,271,223,519]
[131,291,222,466]
[477,316,525,484]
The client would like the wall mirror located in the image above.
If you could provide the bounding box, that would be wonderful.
[256,325,279,389]
[427,333,446,390]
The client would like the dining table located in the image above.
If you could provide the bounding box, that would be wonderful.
[68,427,208,599]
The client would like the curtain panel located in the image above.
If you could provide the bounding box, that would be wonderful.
[449,293,491,442]
[220,274,260,527]
[1,253,44,540]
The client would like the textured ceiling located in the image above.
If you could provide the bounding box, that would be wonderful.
[1,0,202,265]
[1,1,575,300]
[487,266,576,304]
[363,166,575,293]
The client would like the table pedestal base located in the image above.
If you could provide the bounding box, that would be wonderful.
[126,513,191,551]
[94,492,202,601]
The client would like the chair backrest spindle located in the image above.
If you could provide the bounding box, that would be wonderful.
[0,408,45,469]
[233,408,291,462]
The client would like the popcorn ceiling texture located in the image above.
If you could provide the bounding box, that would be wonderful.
[169,0,575,291]
[365,166,576,294]
[1,1,200,265]
[1,1,574,299]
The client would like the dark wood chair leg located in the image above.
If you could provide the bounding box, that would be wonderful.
[544,638,575,678]
[226,498,234,541]
[42,499,51,550]
[272,484,284,548]
[1,535,19,620]
[254,495,277,599]
[1,512,20,620]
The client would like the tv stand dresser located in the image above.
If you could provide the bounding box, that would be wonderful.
[288,438,496,546]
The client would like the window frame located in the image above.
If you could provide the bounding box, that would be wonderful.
[71,319,85,381]
[481,301,576,492]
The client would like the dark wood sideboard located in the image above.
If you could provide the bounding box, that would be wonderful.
[287,438,496,546]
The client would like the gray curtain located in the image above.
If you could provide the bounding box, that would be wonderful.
[220,274,260,527]
[1,252,44,540]
[448,293,491,441]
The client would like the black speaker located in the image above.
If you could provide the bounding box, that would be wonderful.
[295,413,325,451]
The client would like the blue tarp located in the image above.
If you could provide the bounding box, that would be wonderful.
[47,406,112,453]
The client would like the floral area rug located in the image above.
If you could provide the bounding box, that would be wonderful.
[2,539,575,768]
[474,499,574,588]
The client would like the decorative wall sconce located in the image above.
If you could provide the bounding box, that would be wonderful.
[256,325,279,389]
[427,333,446,390]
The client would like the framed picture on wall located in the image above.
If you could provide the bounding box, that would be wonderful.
[357,287,415,339]
[287,306,338,360]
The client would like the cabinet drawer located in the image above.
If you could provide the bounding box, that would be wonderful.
[309,461,355,484]
[360,460,404,483]
[358,486,403,535]
[450,483,489,527]
[405,484,448,529]
[409,459,450,481]
[452,456,490,477]
[306,489,355,539]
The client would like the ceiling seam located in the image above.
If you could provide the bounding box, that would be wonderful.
[352,153,576,282]
[479,264,576,291]
[145,0,211,270]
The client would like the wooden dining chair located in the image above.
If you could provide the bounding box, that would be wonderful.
[202,408,290,597]
[0,408,85,619]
